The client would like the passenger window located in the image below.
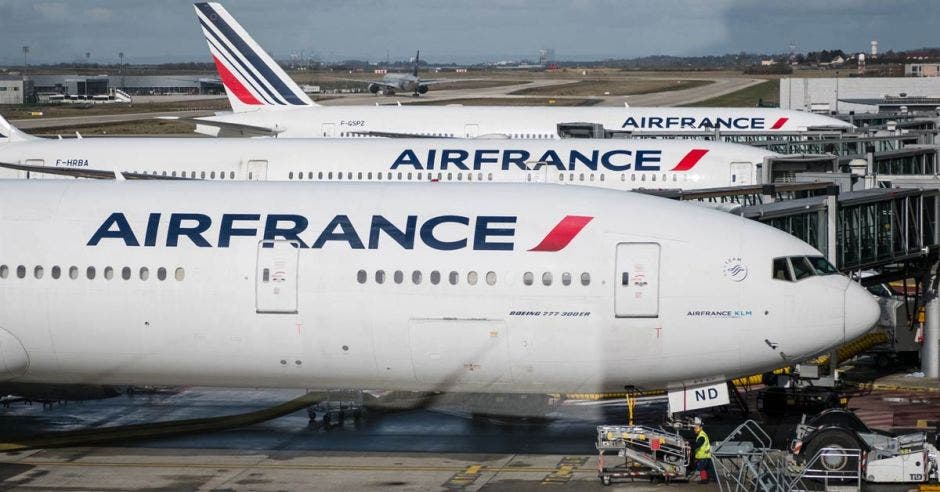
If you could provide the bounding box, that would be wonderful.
[580,272,591,286]
[807,256,838,275]
[562,272,571,286]
[157,267,167,281]
[487,173,493,181]
[407,172,413,180]
[791,257,815,280]
[375,270,385,284]
[486,271,497,285]
[328,172,333,180]
[69,266,79,280]
[412,270,422,284]
[430,270,441,285]
[467,271,478,285]
[367,172,372,179]
[542,272,553,286]
[394,270,404,284]
[200,171,206,179]
[174,267,185,281]
[52,266,61,279]
[16,265,25,279]
[772,258,793,281]
[86,266,96,280]
[231,172,236,179]
[0,265,7,279]
[523,272,534,286]
[210,171,216,179]
[357,270,367,284]
[357,172,363,180]
[319,172,324,179]
[104,266,114,280]
[448,271,458,285]
[579,173,585,182]
[122,267,131,280]
[140,267,149,281]
[33,265,43,279]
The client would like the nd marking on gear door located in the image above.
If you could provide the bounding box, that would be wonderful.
[256,240,299,314]
[615,242,661,318]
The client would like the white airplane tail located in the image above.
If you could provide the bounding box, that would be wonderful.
[0,114,37,143]
[194,2,316,112]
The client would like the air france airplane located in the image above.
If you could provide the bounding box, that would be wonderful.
[0,115,774,188]
[187,2,854,139]
[0,180,879,400]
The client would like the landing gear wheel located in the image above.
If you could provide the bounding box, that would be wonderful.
[322,413,332,428]
[601,476,611,486]
[802,428,860,480]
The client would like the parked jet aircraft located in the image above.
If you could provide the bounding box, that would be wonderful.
[0,115,773,188]
[0,180,879,398]
[188,2,854,138]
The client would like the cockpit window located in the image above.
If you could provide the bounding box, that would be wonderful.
[791,257,815,280]
[772,258,793,282]
[807,256,838,275]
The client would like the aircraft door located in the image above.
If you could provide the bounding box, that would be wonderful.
[731,162,753,185]
[321,123,336,137]
[256,240,299,314]
[246,160,268,181]
[464,124,479,138]
[615,242,660,318]
[25,159,44,180]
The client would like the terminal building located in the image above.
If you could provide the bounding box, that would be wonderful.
[0,75,34,104]
[28,74,222,97]
[780,77,940,113]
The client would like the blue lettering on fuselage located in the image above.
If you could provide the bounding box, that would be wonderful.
[87,213,519,251]
[620,116,766,130]
[389,148,663,171]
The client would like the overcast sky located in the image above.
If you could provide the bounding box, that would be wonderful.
[0,0,937,65]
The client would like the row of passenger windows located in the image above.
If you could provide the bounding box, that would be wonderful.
[336,132,557,139]
[356,269,591,287]
[288,170,682,183]
[0,264,185,281]
[134,170,236,180]
[772,256,838,282]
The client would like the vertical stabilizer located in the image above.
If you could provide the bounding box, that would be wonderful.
[194,2,316,112]
[0,114,36,143]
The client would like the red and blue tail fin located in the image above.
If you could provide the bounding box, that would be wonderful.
[194,2,315,112]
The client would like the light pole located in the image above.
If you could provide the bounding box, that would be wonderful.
[22,46,28,76]
[119,52,125,89]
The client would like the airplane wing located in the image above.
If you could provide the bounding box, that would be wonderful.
[0,162,189,180]
[415,78,486,86]
[333,78,399,88]
[157,116,284,137]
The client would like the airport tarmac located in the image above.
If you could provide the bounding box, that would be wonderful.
[7,75,763,132]
[0,387,719,490]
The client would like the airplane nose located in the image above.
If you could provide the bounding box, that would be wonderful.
[843,281,880,342]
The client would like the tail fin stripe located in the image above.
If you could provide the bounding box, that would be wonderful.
[211,55,262,105]
[196,4,306,105]
[200,19,284,105]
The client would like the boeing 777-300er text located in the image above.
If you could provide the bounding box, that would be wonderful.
[0,115,774,188]
[0,181,878,405]
[184,2,854,139]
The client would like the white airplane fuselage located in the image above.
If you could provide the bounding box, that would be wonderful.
[196,106,854,138]
[0,137,775,188]
[0,181,878,392]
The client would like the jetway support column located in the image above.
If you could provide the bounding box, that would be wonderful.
[826,188,840,375]
[925,277,940,379]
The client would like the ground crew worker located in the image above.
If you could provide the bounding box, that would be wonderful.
[692,417,712,484]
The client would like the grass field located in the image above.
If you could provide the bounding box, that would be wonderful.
[405,97,601,106]
[0,98,231,120]
[683,79,780,107]
[27,119,197,136]
[510,78,712,97]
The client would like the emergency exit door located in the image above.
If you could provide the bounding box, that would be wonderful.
[25,159,44,180]
[321,123,336,137]
[246,160,268,181]
[615,242,660,318]
[730,162,753,185]
[256,240,299,314]
[465,124,479,138]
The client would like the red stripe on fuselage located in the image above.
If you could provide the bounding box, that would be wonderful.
[671,149,709,171]
[771,117,789,130]
[212,55,261,105]
[528,215,593,252]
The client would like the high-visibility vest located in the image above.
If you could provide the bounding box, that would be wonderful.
[694,429,711,460]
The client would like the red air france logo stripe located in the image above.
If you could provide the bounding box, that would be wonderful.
[670,149,709,172]
[770,117,789,130]
[212,55,261,105]
[529,215,593,252]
